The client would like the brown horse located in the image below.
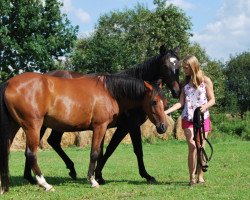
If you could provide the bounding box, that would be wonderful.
[23,45,181,185]
[0,72,167,193]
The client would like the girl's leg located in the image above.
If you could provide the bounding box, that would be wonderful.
[184,128,197,185]
[197,131,209,183]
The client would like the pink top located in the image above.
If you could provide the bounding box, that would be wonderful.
[182,81,209,122]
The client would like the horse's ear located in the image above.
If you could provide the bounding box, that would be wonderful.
[156,79,163,89]
[144,81,153,91]
[173,46,180,55]
[160,44,166,55]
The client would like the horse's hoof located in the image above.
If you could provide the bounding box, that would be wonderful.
[69,171,77,180]
[88,176,100,188]
[92,183,100,188]
[147,177,157,184]
[46,186,55,192]
[96,177,106,185]
[91,180,100,188]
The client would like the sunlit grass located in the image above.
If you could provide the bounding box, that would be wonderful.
[2,139,250,200]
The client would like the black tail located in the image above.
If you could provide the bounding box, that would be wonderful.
[0,82,10,193]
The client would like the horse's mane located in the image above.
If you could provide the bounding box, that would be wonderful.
[115,55,162,79]
[115,49,179,81]
[102,74,166,102]
[104,74,145,100]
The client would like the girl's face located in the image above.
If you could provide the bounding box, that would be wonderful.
[183,64,192,76]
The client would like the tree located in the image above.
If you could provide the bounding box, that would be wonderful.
[0,0,78,82]
[202,60,226,112]
[224,52,250,115]
[71,0,192,73]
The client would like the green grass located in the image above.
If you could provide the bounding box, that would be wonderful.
[2,139,250,200]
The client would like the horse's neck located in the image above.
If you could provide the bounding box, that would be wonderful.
[119,56,161,81]
[118,98,143,113]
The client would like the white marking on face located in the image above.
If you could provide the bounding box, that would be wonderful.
[170,57,177,74]
[170,57,177,65]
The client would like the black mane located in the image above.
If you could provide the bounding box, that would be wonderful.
[104,74,146,101]
[115,50,178,82]
[102,74,166,102]
[115,55,162,81]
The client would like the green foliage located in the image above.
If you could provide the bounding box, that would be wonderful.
[203,60,226,111]
[210,111,250,141]
[0,0,78,82]
[182,42,209,64]
[71,1,192,73]
[223,51,250,114]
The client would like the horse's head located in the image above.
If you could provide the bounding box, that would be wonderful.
[159,45,181,98]
[143,81,167,134]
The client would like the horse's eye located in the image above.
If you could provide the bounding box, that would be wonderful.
[150,101,157,106]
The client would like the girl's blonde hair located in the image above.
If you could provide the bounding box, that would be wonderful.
[183,55,203,88]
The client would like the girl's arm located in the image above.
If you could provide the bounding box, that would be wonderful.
[165,89,185,115]
[201,76,216,113]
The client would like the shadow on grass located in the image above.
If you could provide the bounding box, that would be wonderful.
[9,175,188,188]
[103,179,188,186]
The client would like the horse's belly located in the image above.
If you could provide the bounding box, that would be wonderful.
[43,115,92,132]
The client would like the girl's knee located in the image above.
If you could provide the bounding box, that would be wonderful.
[187,141,196,152]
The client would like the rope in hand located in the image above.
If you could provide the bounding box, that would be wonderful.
[193,107,213,172]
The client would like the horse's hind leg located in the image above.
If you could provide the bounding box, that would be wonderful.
[24,126,54,191]
[129,126,156,183]
[0,122,19,194]
[24,125,47,184]
[47,130,76,180]
[88,125,107,188]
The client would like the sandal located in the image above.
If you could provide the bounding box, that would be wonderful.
[197,179,205,184]
[188,179,197,186]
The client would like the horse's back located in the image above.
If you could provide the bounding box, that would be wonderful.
[4,72,119,131]
[46,70,84,78]
[44,75,119,130]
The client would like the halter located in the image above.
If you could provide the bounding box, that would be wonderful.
[193,107,213,172]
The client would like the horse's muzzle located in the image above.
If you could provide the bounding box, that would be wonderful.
[156,123,167,134]
[171,88,180,98]
[171,81,181,98]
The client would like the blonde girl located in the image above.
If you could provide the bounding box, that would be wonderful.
[165,55,215,186]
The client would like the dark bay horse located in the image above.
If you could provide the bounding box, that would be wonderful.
[23,45,180,185]
[0,72,167,193]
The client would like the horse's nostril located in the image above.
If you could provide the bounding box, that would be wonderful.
[157,123,167,134]
[161,123,167,132]
[173,89,180,98]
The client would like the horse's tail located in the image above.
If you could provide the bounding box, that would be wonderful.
[0,82,10,193]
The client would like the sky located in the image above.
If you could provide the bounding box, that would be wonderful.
[59,0,250,62]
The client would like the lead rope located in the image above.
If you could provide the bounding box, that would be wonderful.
[193,107,213,172]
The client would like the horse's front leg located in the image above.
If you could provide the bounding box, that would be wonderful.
[129,125,157,183]
[95,125,128,185]
[88,125,107,188]
[47,130,77,180]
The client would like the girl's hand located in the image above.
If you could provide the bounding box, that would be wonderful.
[200,105,207,113]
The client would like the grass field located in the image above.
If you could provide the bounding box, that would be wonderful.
[2,139,250,200]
